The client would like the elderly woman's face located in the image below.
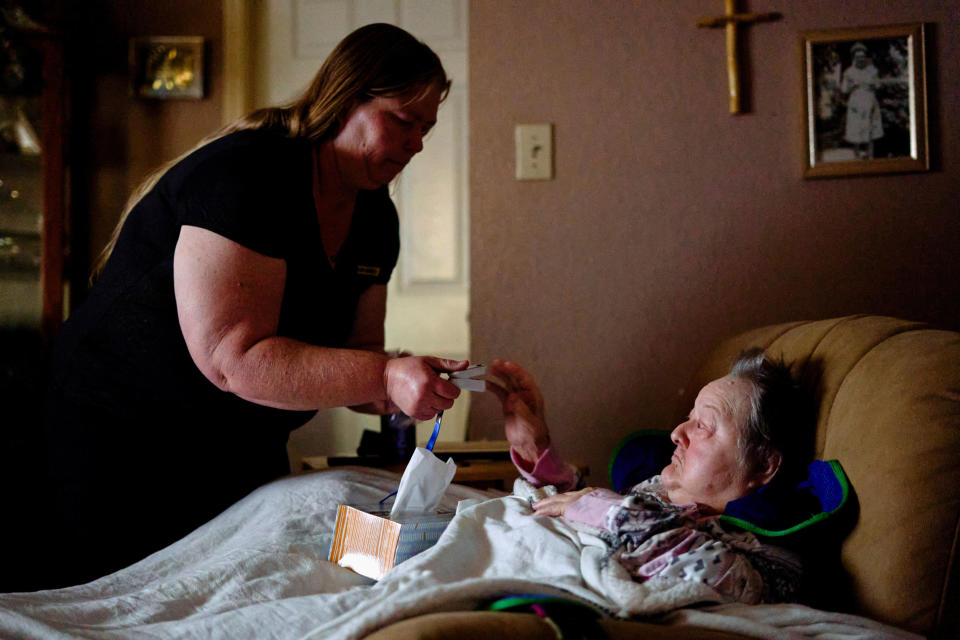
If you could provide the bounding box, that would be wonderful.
[332,86,442,190]
[661,376,763,513]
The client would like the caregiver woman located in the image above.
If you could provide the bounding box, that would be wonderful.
[41,24,465,587]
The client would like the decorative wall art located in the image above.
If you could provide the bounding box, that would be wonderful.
[129,36,205,100]
[801,23,928,178]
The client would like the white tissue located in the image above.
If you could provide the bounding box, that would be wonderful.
[389,447,457,517]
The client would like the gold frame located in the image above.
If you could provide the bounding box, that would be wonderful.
[129,36,205,100]
[801,23,928,179]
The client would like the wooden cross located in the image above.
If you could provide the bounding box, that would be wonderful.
[697,0,781,114]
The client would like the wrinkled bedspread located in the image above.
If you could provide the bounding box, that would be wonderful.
[0,469,921,639]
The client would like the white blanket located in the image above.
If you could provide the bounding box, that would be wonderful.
[0,469,921,639]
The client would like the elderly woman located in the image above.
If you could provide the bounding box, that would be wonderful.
[490,349,817,605]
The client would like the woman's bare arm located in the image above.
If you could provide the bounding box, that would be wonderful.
[173,225,462,419]
[344,284,396,414]
[488,359,551,467]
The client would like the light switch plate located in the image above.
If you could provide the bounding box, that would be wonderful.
[515,123,553,180]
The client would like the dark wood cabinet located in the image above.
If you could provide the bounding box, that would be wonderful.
[1,18,70,340]
[0,9,73,592]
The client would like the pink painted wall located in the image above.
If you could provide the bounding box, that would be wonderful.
[467,0,960,483]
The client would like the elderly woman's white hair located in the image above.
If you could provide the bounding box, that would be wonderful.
[728,348,813,480]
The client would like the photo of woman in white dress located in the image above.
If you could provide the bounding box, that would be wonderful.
[809,35,912,164]
[841,42,884,159]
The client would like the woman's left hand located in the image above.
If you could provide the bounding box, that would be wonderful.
[532,487,596,517]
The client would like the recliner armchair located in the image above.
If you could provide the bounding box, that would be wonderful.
[368,315,960,639]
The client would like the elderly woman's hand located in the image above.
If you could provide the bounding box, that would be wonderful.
[383,356,467,421]
[487,359,549,468]
[532,487,596,517]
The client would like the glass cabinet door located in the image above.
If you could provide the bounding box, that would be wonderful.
[0,95,44,329]
[0,25,68,339]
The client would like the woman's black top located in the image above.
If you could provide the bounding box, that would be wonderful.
[42,129,399,585]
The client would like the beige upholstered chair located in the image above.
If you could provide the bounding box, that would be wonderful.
[368,315,960,639]
[678,315,960,639]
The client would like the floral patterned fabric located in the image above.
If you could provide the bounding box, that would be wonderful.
[599,477,802,604]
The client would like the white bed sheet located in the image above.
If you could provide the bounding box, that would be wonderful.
[0,468,922,640]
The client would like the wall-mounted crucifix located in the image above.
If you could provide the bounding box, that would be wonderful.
[697,0,781,114]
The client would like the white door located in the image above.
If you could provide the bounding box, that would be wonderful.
[247,0,471,466]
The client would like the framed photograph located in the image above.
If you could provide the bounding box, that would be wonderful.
[801,23,928,178]
[129,36,205,100]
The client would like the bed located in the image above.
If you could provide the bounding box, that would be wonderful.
[0,466,920,639]
[2,315,956,639]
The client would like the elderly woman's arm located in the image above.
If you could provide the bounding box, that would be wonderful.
[531,487,623,525]
[173,225,463,420]
[488,359,580,491]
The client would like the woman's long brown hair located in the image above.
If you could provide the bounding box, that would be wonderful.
[92,23,450,277]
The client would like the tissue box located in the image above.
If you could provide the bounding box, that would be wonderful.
[329,504,455,580]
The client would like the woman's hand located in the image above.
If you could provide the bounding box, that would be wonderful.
[532,487,596,517]
[487,359,549,469]
[383,356,468,421]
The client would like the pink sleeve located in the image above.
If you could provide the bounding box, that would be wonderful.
[564,489,622,529]
[510,444,579,493]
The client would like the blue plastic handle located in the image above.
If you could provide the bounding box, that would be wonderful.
[426,411,443,451]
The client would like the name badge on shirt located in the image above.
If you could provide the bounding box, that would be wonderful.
[357,265,381,277]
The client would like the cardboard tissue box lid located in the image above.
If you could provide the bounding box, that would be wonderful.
[329,504,455,580]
